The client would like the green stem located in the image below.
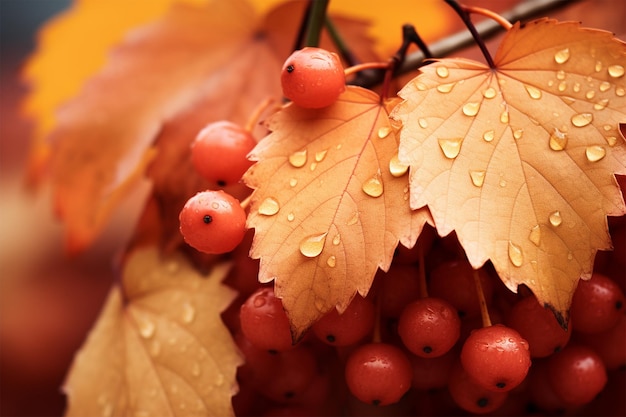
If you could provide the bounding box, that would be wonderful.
[304,0,331,47]
[324,16,359,67]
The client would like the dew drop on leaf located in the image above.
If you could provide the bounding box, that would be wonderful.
[571,113,593,127]
[332,233,341,246]
[595,61,603,72]
[258,197,280,216]
[608,64,625,78]
[299,232,327,258]
[438,137,463,158]
[585,145,606,162]
[377,126,391,138]
[182,302,196,324]
[594,99,609,110]
[617,87,625,96]
[508,241,524,267]
[556,70,566,80]
[483,87,497,99]
[554,47,570,64]
[389,154,409,177]
[191,362,201,377]
[483,130,495,142]
[462,102,480,117]
[524,84,542,100]
[287,212,295,222]
[436,66,449,78]
[315,149,328,162]
[327,255,337,268]
[418,118,428,128]
[549,128,568,151]
[549,211,563,227]
[362,174,384,197]
[469,170,486,187]
[599,81,611,92]
[289,149,307,167]
[606,136,618,147]
[558,81,567,92]
[529,225,541,246]
[500,110,509,124]
[437,82,455,93]
[137,318,156,339]
[513,129,524,140]
[289,178,298,187]
[586,90,596,100]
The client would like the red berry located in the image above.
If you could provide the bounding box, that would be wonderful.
[190,120,256,186]
[398,297,460,357]
[281,47,345,109]
[447,361,509,414]
[178,190,246,254]
[312,295,375,346]
[240,287,294,352]
[570,272,625,334]
[460,324,531,392]
[344,342,412,406]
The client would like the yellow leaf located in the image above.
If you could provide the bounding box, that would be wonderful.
[393,19,626,325]
[244,86,431,339]
[63,247,242,417]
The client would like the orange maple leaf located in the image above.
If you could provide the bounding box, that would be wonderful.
[393,19,626,325]
[63,248,242,417]
[244,86,431,339]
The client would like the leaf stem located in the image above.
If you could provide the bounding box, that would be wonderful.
[304,0,330,47]
[473,269,492,328]
[444,0,495,68]
[464,5,513,30]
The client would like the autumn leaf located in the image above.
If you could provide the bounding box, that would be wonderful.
[63,247,242,417]
[244,86,431,339]
[393,19,626,325]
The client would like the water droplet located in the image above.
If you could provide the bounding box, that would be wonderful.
[548,80,555,87]
[554,48,570,64]
[289,177,298,187]
[603,124,613,131]
[599,81,611,92]
[469,170,486,187]
[567,251,574,260]
[287,212,295,222]
[499,177,507,187]
[561,96,576,105]
[524,84,542,99]
[549,211,562,227]
[314,297,325,312]
[347,211,359,226]
[558,81,567,92]
[483,87,497,99]
[332,234,341,245]
[211,201,220,210]
[362,174,384,197]
[253,296,266,308]
[315,149,328,162]
[595,61,603,72]
[182,302,195,324]
[436,66,449,78]
[571,113,593,127]
[389,155,409,177]
[258,197,280,215]
[549,128,568,151]
[529,225,541,246]
[500,110,509,124]
[586,145,606,162]
[594,99,609,110]
[436,82,455,93]
[608,64,625,78]
[556,70,566,80]
[606,136,617,147]
[138,318,156,339]
[508,241,524,267]
[438,137,463,159]
[327,256,336,268]
[310,162,317,171]
[586,90,596,99]
[462,102,480,117]
[616,87,625,97]
[573,82,581,93]
[483,130,495,142]
[299,233,327,258]
[191,362,201,377]
[513,129,524,140]
[418,118,428,128]
[289,149,307,167]
[377,127,391,139]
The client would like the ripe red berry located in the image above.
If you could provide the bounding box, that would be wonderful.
[281,47,346,109]
[190,120,256,186]
[570,272,625,334]
[240,287,294,353]
[344,342,412,406]
[448,361,509,414]
[178,190,246,254]
[460,324,531,392]
[312,295,375,346]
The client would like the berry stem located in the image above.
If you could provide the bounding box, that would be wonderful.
[473,269,492,327]
[344,61,390,78]
[464,5,512,30]
[239,192,253,211]
[444,0,495,69]
[304,0,330,47]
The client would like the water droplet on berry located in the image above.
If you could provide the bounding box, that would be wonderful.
[327,255,336,268]
[500,110,509,124]
[462,102,480,116]
[608,64,625,78]
[315,149,328,162]
[549,128,568,151]
[438,137,463,159]
[549,211,562,227]
[137,317,156,339]
[586,145,606,162]
[258,197,280,215]
[182,302,195,324]
[524,84,542,99]
[289,149,307,167]
[437,82,455,93]
[483,130,495,142]
[529,225,541,246]
[389,155,408,177]
[377,126,391,138]
[483,87,497,99]
[253,296,266,308]
[362,174,383,197]
[436,66,449,78]
[469,170,486,187]
[554,48,570,64]
[300,233,327,257]
[508,241,523,267]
